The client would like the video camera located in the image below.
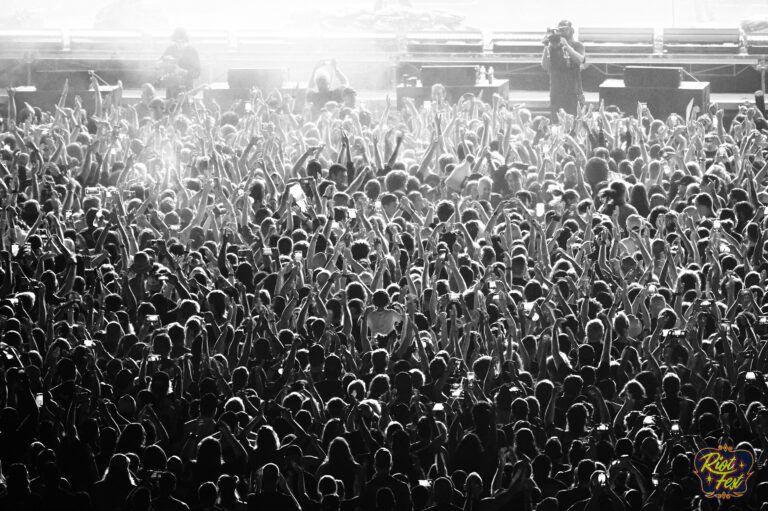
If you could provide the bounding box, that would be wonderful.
[544,27,564,46]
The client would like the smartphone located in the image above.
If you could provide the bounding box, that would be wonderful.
[85,186,100,195]
[432,403,445,413]
[535,202,545,218]
[450,382,463,399]
[148,354,161,362]
[293,251,303,263]
[10,243,19,257]
[597,473,607,485]
[146,315,160,328]
[150,470,163,484]
[664,329,686,340]
[289,183,307,203]
[348,208,357,219]
[295,198,309,213]
[84,339,94,348]
[713,220,722,230]
[466,371,475,382]
[35,393,44,408]
[418,480,432,488]
[596,423,609,432]
[670,421,681,435]
[646,283,658,294]
[263,247,273,257]
[643,415,655,426]
[449,292,460,302]
[746,371,757,382]
[375,199,382,212]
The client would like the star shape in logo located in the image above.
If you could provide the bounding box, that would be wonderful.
[706,474,713,484]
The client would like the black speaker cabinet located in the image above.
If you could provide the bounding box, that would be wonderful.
[420,65,476,89]
[599,79,710,119]
[34,70,92,91]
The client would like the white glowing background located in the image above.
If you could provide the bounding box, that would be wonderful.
[3,0,768,31]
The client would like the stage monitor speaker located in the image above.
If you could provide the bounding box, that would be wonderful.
[599,79,709,119]
[227,68,284,92]
[420,65,475,89]
[624,66,682,88]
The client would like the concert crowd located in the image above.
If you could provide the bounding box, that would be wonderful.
[0,72,768,511]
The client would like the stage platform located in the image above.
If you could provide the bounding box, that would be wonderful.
[3,28,768,97]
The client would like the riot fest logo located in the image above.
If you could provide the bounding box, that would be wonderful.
[693,445,754,499]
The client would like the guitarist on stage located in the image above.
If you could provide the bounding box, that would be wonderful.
[159,28,201,100]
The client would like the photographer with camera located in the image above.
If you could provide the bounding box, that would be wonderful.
[541,20,585,122]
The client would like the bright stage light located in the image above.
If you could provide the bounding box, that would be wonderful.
[3,0,768,31]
